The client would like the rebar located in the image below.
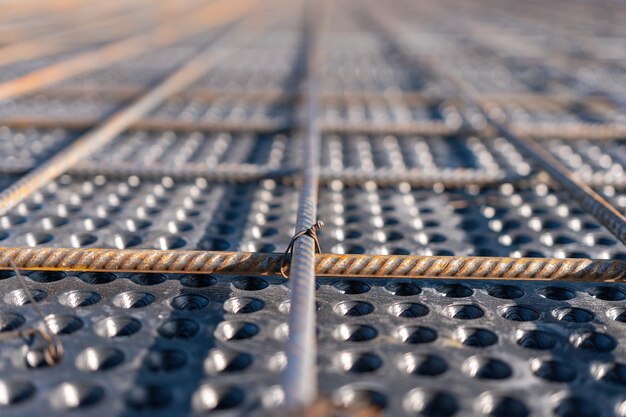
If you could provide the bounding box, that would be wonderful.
[367,8,626,246]
[0,0,257,101]
[0,5,281,217]
[0,247,623,282]
[282,0,328,407]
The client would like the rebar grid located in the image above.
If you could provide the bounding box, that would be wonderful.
[0,1,625,415]
[0,247,623,282]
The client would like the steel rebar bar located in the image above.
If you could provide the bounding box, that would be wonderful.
[0,247,623,282]
[282,0,328,407]
[0,4,284,217]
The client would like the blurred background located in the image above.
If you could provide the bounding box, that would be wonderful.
[0,0,625,416]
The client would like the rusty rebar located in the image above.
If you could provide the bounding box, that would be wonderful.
[367,8,626,246]
[0,247,623,282]
[0,4,282,217]
[0,0,185,67]
[0,0,257,101]
[282,0,328,406]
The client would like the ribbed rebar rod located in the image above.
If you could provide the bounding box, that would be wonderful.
[0,0,185,67]
[282,0,329,408]
[0,247,624,282]
[65,163,520,187]
[0,0,256,101]
[0,5,283,217]
[369,7,626,245]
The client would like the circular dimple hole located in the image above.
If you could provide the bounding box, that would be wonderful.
[82,217,109,231]
[531,359,576,382]
[205,238,230,251]
[0,379,35,405]
[436,283,473,298]
[399,353,447,376]
[76,347,124,371]
[268,351,287,373]
[113,292,155,309]
[109,233,141,249]
[335,351,382,373]
[445,304,484,320]
[59,290,101,307]
[129,273,166,286]
[28,271,66,283]
[500,305,539,322]
[592,362,626,386]
[154,235,186,250]
[570,331,616,352]
[0,214,26,228]
[273,323,289,342]
[454,327,498,347]
[52,382,104,409]
[0,271,15,280]
[224,297,264,314]
[125,384,172,410]
[249,243,277,253]
[516,329,557,350]
[124,218,151,232]
[384,281,421,296]
[4,288,46,306]
[232,276,268,291]
[486,284,524,299]
[215,321,259,341]
[96,316,141,338]
[205,349,252,374]
[68,233,97,248]
[334,301,374,317]
[193,384,244,411]
[333,324,378,342]
[388,302,429,318]
[167,221,193,233]
[334,280,370,294]
[404,389,458,417]
[538,286,576,300]
[24,232,53,247]
[607,307,626,323]
[553,307,594,323]
[158,318,199,339]
[463,356,512,379]
[24,346,57,369]
[333,385,387,411]
[394,325,437,344]
[171,294,209,311]
[142,349,187,372]
[477,393,529,417]
[78,272,116,285]
[335,244,366,254]
[588,286,626,301]
[553,397,599,417]
[277,300,321,314]
[0,313,25,332]
[180,274,217,288]
[45,314,83,335]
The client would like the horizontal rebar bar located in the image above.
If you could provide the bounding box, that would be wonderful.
[367,9,626,246]
[0,5,282,217]
[0,247,623,282]
[0,0,257,101]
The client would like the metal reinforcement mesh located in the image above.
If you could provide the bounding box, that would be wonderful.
[0,0,625,416]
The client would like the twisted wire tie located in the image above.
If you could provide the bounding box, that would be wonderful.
[280,220,325,278]
[0,260,63,366]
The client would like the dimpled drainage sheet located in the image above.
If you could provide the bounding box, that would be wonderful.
[0,0,626,416]
[0,274,625,416]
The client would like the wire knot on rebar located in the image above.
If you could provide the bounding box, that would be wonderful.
[280,220,325,278]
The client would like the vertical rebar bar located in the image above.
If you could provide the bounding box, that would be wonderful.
[0,3,284,216]
[282,0,329,408]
